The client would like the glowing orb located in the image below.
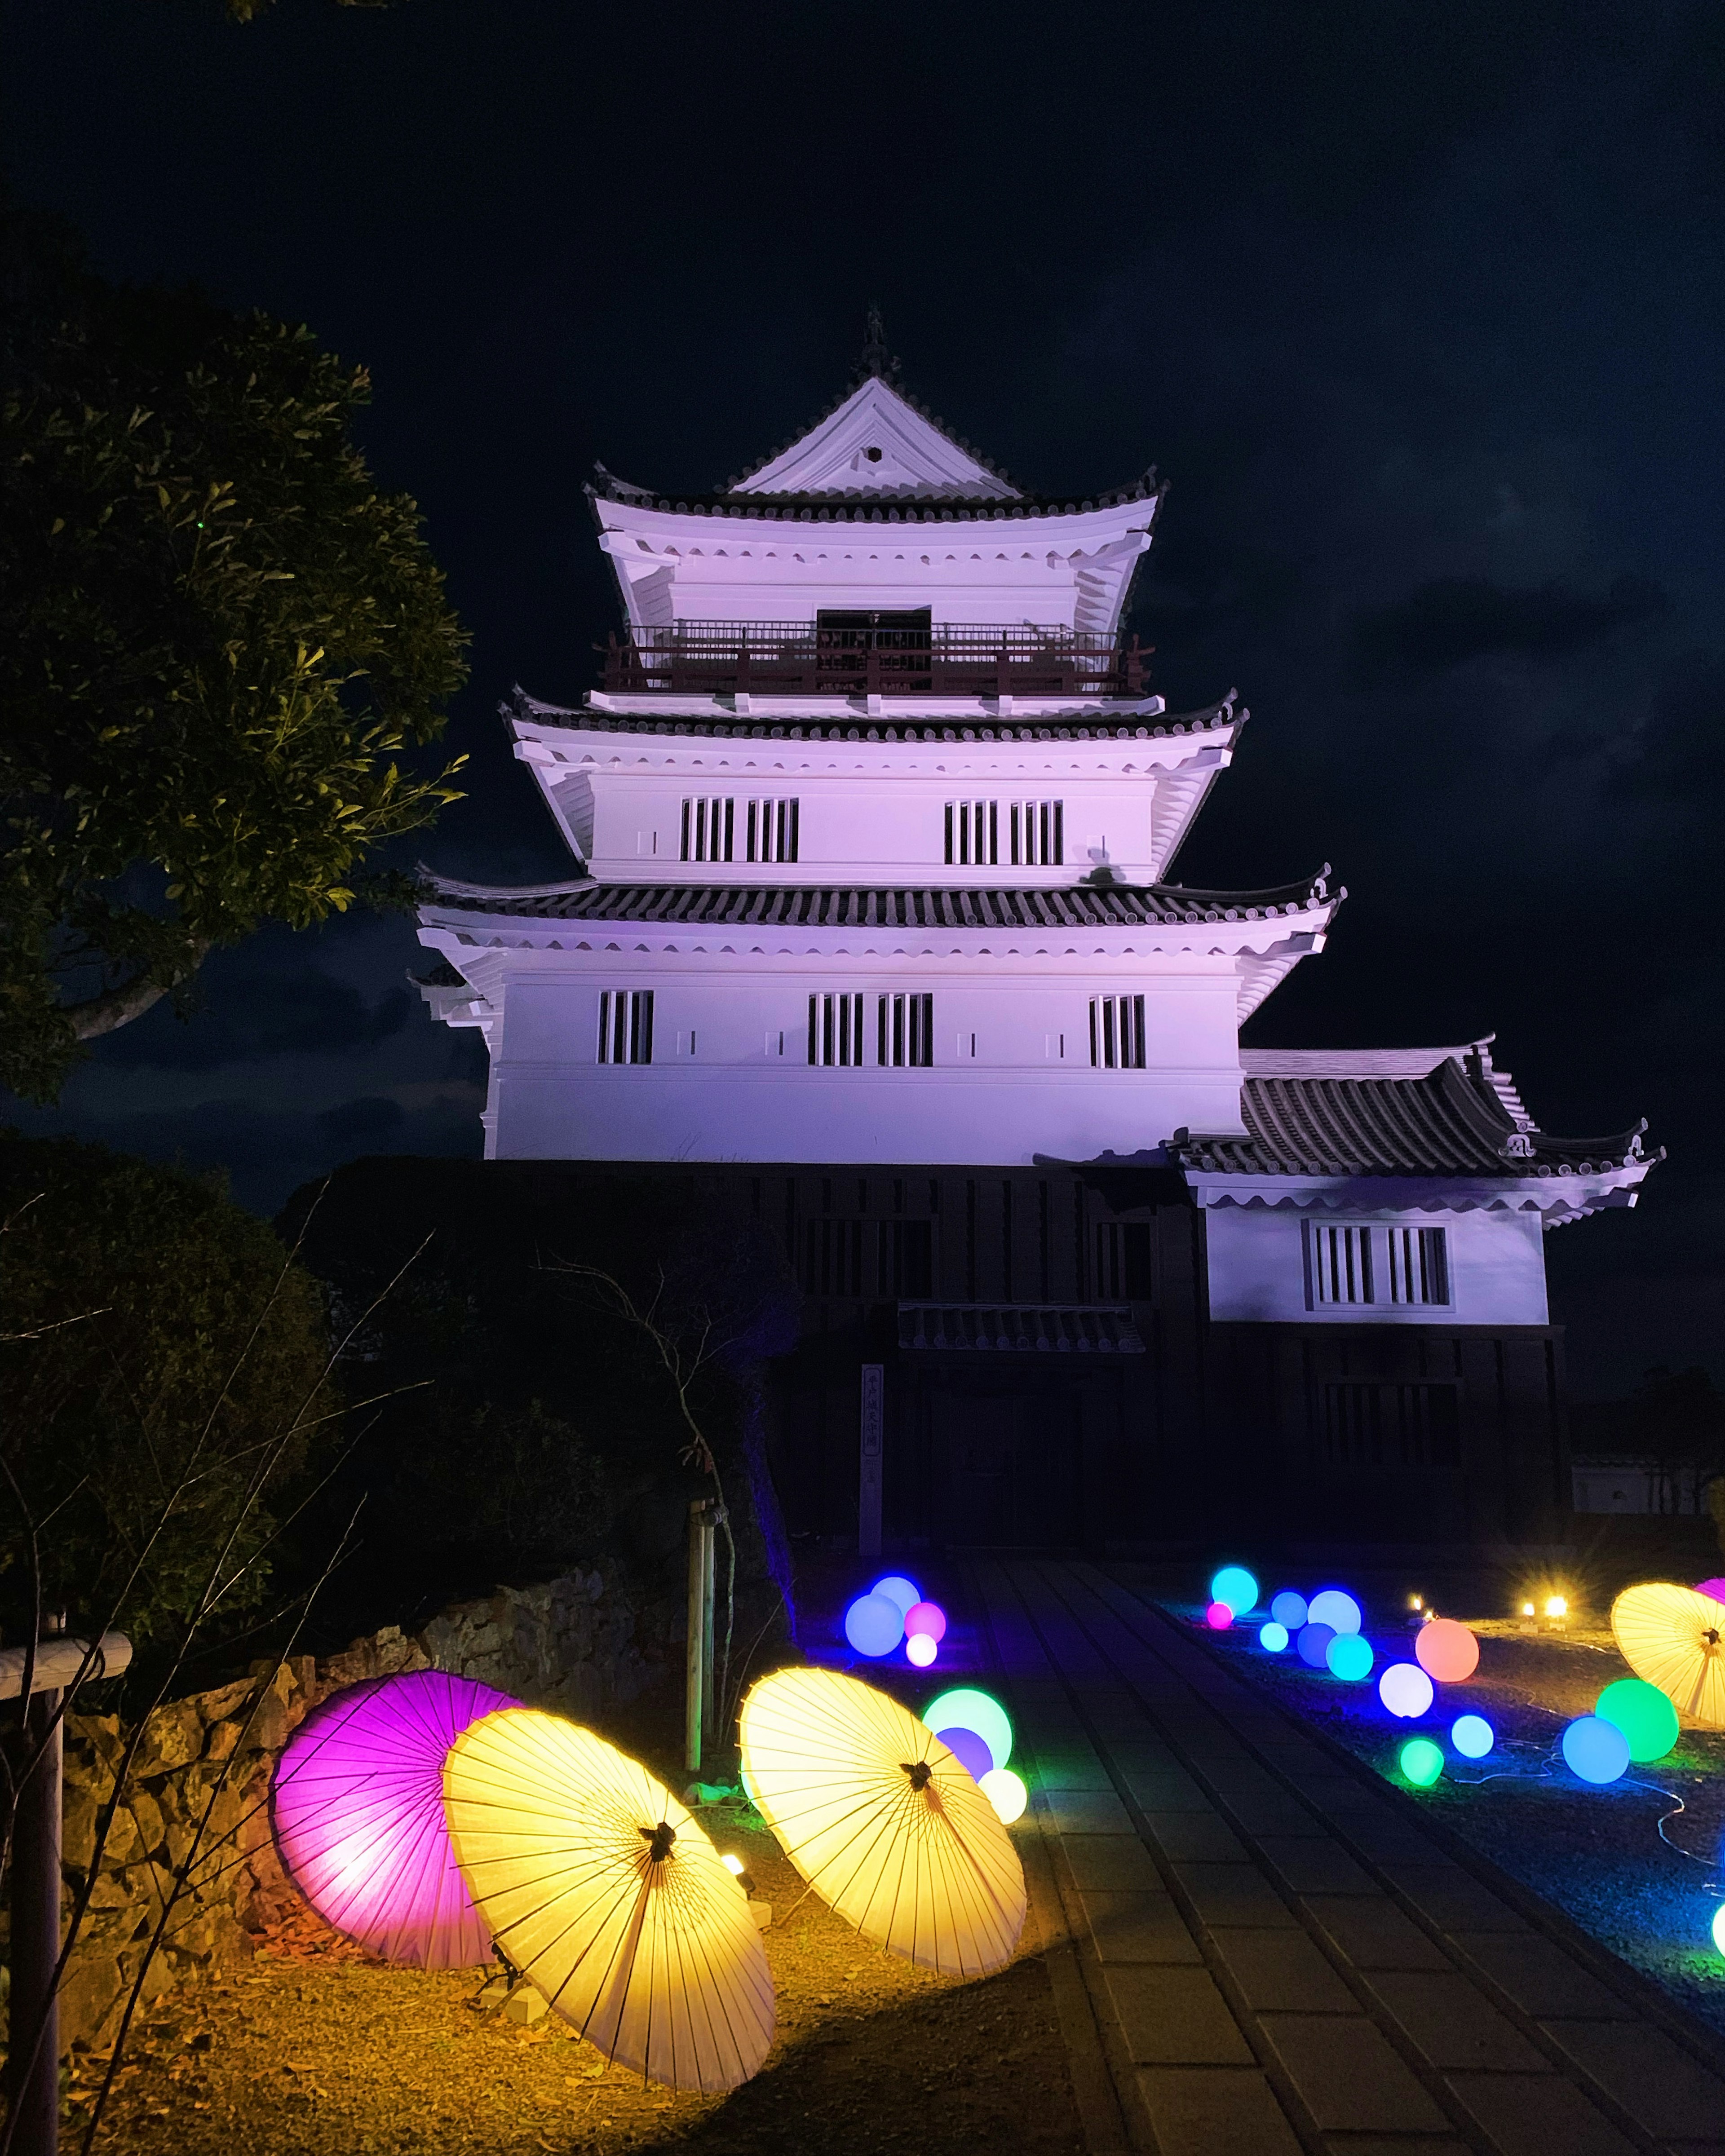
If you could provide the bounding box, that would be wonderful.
[720,1852,746,1876]
[1205,1601,1234,1630]
[1379,1663,1434,1719]
[1209,1566,1259,1616]
[924,1688,1013,1773]
[845,1593,905,1657]
[870,1575,921,1617]
[1561,1715,1630,1785]
[1451,1714,1495,1758]
[272,1671,518,1966]
[906,1633,938,1669]
[1270,1590,1309,1630]
[1713,1903,1725,1958]
[1326,1633,1374,1682]
[1307,1589,1362,1635]
[1594,1677,1678,1763]
[979,1767,1028,1825]
[1259,1622,1290,1653]
[1399,1737,1445,1787]
[904,1601,947,1643]
[1414,1617,1479,1683]
[934,1725,992,1780]
[1296,1621,1336,1669]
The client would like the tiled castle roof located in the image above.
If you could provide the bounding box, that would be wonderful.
[512,687,1238,746]
[1170,1053,1650,1180]
[588,470,1163,520]
[419,871,1333,932]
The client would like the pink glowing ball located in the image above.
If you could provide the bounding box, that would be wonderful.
[906,1633,938,1668]
[273,1671,518,1966]
[1413,1617,1479,1684]
[1205,1601,1234,1630]
[904,1601,947,1644]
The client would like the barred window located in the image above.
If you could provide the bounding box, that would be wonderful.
[597,989,654,1065]
[878,993,934,1068]
[808,992,866,1067]
[803,1218,865,1296]
[1096,1221,1153,1299]
[878,1219,933,1298]
[944,800,998,866]
[1320,1383,1460,1468]
[1089,995,1146,1069]
[746,798,799,863]
[680,796,734,862]
[1384,1226,1450,1306]
[1010,800,1065,866]
[1306,1222,1373,1306]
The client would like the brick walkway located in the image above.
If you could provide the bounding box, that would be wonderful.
[973,1558,1725,2156]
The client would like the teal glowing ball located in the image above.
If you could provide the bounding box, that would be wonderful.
[1326,1633,1374,1682]
[1451,1714,1495,1759]
[1594,1678,1678,1763]
[1259,1621,1289,1652]
[1399,1737,1444,1787]
[1561,1715,1629,1786]
[1210,1565,1260,1617]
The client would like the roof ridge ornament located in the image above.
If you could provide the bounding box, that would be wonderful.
[857,304,899,382]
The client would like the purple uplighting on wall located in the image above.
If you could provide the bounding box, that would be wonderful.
[272,1671,518,1966]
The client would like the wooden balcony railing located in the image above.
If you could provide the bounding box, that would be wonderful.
[599,622,1151,698]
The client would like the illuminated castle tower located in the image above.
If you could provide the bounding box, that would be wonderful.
[418,324,1656,1551]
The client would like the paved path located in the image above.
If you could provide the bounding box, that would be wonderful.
[971,1558,1725,2156]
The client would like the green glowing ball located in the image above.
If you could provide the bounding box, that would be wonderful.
[923,1687,1013,1773]
[1594,1677,1679,1763]
[1399,1737,1444,1788]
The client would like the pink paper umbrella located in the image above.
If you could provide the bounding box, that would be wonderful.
[273,1671,518,1966]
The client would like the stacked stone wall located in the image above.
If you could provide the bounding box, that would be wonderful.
[41,1563,670,2052]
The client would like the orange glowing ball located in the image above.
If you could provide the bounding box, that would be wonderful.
[1413,1617,1479,1683]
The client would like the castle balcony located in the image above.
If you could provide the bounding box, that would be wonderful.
[599,618,1151,700]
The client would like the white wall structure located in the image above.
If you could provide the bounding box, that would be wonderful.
[418,342,1658,1328]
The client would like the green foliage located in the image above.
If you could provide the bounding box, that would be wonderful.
[0,1133,336,1644]
[0,199,467,1099]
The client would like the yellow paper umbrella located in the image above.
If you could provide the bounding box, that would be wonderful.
[442,1709,773,2092]
[1610,1583,1725,1728]
[738,1666,1025,1977]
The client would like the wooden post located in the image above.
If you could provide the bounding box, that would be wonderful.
[859,1364,884,1558]
[6,1615,63,2156]
[700,1506,718,1747]
[685,1500,708,1775]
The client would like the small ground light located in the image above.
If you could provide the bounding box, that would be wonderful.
[1379,1663,1434,1718]
[1399,1737,1444,1787]
[1327,1634,1374,1682]
[1210,1565,1260,1616]
[1270,1590,1309,1630]
[979,1767,1027,1824]
[1561,1715,1630,1785]
[721,1853,745,1876]
[1260,1621,1289,1652]
[1545,1596,1569,1619]
[1521,1601,1536,1617]
[1205,1601,1234,1630]
[1409,1595,1423,1611]
[906,1634,938,1668]
[1452,1714,1495,1758]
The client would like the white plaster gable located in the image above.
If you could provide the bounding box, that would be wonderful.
[730,378,1019,500]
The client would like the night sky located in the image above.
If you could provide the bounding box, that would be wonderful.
[4,2,1720,1396]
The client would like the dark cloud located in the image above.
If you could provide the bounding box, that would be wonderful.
[1351,576,1666,685]
[317,1097,406,1147]
[103,969,411,1071]
[1618,655,1725,801]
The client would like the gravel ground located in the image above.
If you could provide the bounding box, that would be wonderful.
[1174,1595,1725,2035]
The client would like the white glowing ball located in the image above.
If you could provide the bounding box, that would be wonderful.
[720,1852,745,1876]
[979,1767,1027,1825]
[1378,1662,1435,1719]
[906,1633,938,1668]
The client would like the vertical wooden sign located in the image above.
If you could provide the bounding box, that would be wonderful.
[859,1363,884,1557]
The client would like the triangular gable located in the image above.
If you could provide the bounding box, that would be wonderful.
[730,376,1019,500]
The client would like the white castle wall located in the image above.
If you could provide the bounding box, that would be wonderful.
[1203,1206,1550,1326]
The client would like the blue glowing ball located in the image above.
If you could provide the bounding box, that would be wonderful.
[1327,1633,1374,1682]
[1379,1662,1434,1719]
[1296,1621,1336,1669]
[1307,1589,1362,1636]
[1270,1590,1309,1631]
[1259,1621,1290,1652]
[870,1575,921,1617]
[844,1593,905,1657]
[1209,1565,1260,1617]
[1451,1714,1495,1759]
[1560,1714,1630,1786]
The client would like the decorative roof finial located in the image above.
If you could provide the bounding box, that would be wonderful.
[858,305,896,380]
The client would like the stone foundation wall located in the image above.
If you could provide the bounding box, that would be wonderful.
[48,1563,671,2053]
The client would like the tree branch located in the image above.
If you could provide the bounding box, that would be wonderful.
[67,945,208,1043]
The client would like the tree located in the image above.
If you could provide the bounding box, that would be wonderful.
[0,1133,338,1651]
[0,199,466,1100]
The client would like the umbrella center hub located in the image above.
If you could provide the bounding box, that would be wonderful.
[901,1760,933,1792]
[640,1820,678,1863]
